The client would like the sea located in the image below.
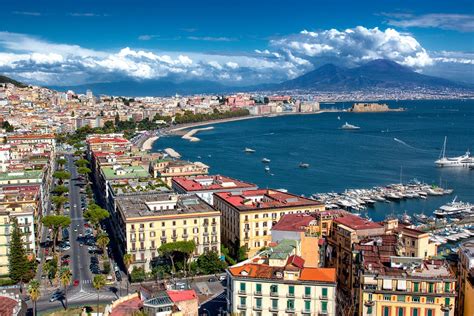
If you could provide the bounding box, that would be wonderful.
[153,99,474,222]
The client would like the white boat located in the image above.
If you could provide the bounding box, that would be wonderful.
[262,158,271,163]
[435,136,474,167]
[299,163,310,168]
[433,197,473,217]
[341,122,360,130]
[244,148,256,153]
[264,166,270,172]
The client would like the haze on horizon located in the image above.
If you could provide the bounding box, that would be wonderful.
[1,0,473,87]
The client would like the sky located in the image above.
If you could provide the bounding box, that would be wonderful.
[0,0,473,86]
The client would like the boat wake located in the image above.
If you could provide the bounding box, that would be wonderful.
[393,138,431,153]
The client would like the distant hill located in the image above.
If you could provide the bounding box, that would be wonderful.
[0,74,26,88]
[276,59,469,91]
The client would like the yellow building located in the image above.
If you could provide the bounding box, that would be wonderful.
[458,241,474,316]
[356,240,456,316]
[213,189,324,258]
[151,158,209,187]
[114,193,221,272]
[0,211,10,275]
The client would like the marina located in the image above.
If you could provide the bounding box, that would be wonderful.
[435,136,474,168]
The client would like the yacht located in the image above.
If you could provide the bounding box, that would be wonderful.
[435,136,474,167]
[244,148,256,153]
[433,197,473,217]
[299,163,310,168]
[262,158,271,163]
[341,122,360,130]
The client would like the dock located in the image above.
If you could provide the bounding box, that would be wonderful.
[164,148,181,158]
[182,126,214,142]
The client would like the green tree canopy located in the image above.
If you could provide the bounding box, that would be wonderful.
[41,215,71,252]
[83,204,110,232]
[52,185,69,196]
[9,220,33,283]
[53,171,71,183]
[56,158,67,168]
[74,159,89,168]
[77,166,92,175]
[158,241,196,273]
[196,251,227,275]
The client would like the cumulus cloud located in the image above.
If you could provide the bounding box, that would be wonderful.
[0,27,472,86]
[270,26,433,68]
[384,13,474,33]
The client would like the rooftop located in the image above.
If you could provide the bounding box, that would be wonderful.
[101,165,150,180]
[334,213,384,231]
[0,170,43,181]
[116,193,219,219]
[166,290,197,303]
[271,213,318,232]
[215,189,322,211]
[172,174,256,192]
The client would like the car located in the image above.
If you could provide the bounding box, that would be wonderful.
[79,243,84,247]
[115,271,122,282]
[208,277,217,282]
[79,233,83,237]
[60,245,71,251]
[61,254,70,260]
[49,292,63,302]
[73,279,80,286]
[73,228,78,232]
[88,246,97,251]
[219,275,226,281]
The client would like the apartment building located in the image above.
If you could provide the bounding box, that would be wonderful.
[171,175,257,205]
[227,239,337,316]
[458,241,474,316]
[355,237,456,316]
[114,193,221,272]
[151,158,209,187]
[214,189,324,257]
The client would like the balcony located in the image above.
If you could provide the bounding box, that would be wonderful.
[182,234,188,239]
[253,305,262,311]
[130,248,137,252]
[364,300,375,307]
[211,231,217,235]
[320,295,328,300]
[318,312,329,316]
[149,246,156,250]
[301,309,311,315]
[303,294,311,299]
[286,308,296,313]
[270,291,279,297]
[441,304,453,312]
[254,291,262,296]
[269,306,279,312]
[238,290,246,295]
[286,293,295,298]
[237,305,247,310]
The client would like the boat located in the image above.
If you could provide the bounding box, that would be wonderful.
[433,196,473,217]
[262,158,271,163]
[435,136,474,167]
[244,148,256,153]
[264,166,270,172]
[341,122,360,130]
[299,163,310,168]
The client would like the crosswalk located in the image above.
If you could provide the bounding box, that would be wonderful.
[68,290,118,303]
[82,279,92,284]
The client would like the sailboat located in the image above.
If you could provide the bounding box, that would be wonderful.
[435,136,474,167]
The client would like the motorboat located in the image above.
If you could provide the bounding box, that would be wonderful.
[262,158,271,163]
[244,148,256,153]
[341,122,360,130]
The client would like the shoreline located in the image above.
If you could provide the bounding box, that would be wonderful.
[141,136,159,151]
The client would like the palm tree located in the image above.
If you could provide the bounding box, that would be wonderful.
[28,280,40,316]
[93,275,106,315]
[123,253,133,294]
[96,233,110,258]
[59,267,72,309]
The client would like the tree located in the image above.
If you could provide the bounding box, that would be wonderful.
[96,233,110,257]
[2,121,14,132]
[158,241,195,274]
[57,158,67,169]
[59,267,72,309]
[77,166,92,176]
[93,275,106,314]
[53,171,71,184]
[196,251,227,275]
[74,159,89,168]
[28,279,40,316]
[52,185,69,196]
[130,267,145,283]
[83,204,109,234]
[51,195,68,214]
[8,220,33,284]
[123,253,133,294]
[41,215,71,253]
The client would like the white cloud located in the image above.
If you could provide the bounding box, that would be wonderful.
[385,13,474,33]
[12,11,42,16]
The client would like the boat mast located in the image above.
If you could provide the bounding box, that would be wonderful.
[440,136,447,159]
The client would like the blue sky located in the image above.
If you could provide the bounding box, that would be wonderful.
[1,0,473,86]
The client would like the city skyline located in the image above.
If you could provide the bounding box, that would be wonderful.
[1,0,473,87]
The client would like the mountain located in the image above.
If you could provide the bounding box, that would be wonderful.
[49,79,236,97]
[277,59,469,91]
[0,75,27,88]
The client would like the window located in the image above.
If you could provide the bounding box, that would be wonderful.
[412,308,419,316]
[397,307,404,316]
[444,298,450,306]
[240,282,246,293]
[161,222,165,227]
[413,282,419,292]
[255,298,261,308]
[270,285,278,295]
[287,299,295,311]
[321,301,328,313]
[304,286,311,297]
[426,309,434,316]
[428,283,434,293]
[271,299,278,309]
[304,300,311,313]
[397,295,405,302]
[445,282,450,292]
[149,223,153,228]
[288,285,294,297]
[322,287,328,298]
[239,296,246,307]
[367,306,373,315]
[427,297,434,304]
[383,307,390,316]
[383,295,391,301]
[256,283,262,294]
[412,296,420,302]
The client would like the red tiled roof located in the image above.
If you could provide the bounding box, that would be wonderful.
[228,264,336,283]
[87,137,129,144]
[172,175,256,192]
[0,296,19,315]
[334,213,383,230]
[271,213,316,232]
[110,296,142,316]
[7,134,55,140]
[299,268,336,283]
[287,255,305,269]
[166,290,197,302]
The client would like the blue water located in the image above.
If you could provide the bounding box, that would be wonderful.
[153,100,474,221]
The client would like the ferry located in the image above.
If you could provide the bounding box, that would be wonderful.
[244,148,256,153]
[433,197,473,217]
[262,158,271,163]
[435,136,474,167]
[341,122,360,130]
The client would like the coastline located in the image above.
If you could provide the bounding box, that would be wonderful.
[182,126,215,142]
[141,136,159,151]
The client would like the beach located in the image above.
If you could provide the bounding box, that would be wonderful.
[141,135,159,151]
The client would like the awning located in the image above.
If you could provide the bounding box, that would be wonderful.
[364,276,377,285]
[382,279,392,290]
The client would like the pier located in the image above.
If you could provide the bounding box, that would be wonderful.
[164,148,181,158]
[182,126,214,142]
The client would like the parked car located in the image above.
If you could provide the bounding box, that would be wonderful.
[73,279,80,286]
[115,271,122,282]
